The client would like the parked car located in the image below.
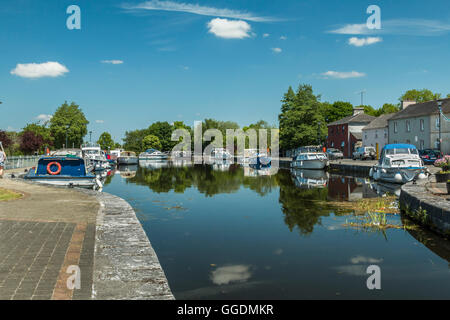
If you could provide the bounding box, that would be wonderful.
[419,149,438,164]
[326,148,344,160]
[353,146,376,160]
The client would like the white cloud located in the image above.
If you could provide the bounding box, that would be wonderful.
[263,33,270,38]
[280,35,287,40]
[123,0,276,22]
[95,120,105,124]
[101,60,124,64]
[321,71,366,79]
[10,62,69,79]
[329,23,370,35]
[271,47,282,54]
[329,19,450,36]
[350,255,383,264]
[348,36,382,47]
[35,114,53,122]
[207,18,251,39]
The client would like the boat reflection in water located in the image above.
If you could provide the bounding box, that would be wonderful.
[327,174,401,201]
[139,159,169,170]
[290,169,328,189]
[244,165,278,177]
[211,160,233,172]
[116,164,138,178]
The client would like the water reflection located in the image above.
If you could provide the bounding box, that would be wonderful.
[117,164,138,178]
[290,169,328,189]
[102,161,450,299]
[210,265,253,285]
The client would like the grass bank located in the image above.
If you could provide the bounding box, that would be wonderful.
[0,187,22,201]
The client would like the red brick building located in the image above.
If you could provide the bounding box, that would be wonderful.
[327,108,375,158]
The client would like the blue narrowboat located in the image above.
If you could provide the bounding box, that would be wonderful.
[24,156,100,189]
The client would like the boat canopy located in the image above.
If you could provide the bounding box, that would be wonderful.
[35,157,88,177]
[383,144,417,150]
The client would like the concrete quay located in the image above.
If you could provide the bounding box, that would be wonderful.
[0,170,173,300]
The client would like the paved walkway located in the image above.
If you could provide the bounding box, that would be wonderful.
[0,169,173,300]
[0,176,98,300]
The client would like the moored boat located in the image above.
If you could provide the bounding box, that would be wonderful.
[369,144,428,184]
[81,143,110,171]
[117,151,138,165]
[139,149,169,161]
[24,156,100,189]
[291,146,329,170]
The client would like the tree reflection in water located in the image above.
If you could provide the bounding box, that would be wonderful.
[122,163,356,236]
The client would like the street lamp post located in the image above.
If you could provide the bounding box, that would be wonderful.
[438,101,442,154]
[65,124,70,150]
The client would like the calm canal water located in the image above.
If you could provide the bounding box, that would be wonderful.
[103,162,450,299]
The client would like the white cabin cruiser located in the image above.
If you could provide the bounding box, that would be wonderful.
[369,144,428,184]
[291,146,329,170]
[81,143,110,171]
[139,149,169,161]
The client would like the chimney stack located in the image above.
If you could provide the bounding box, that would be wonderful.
[401,100,416,110]
[353,107,364,115]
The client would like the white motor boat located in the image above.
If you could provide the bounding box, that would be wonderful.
[139,149,169,161]
[291,146,329,170]
[211,148,232,160]
[369,144,428,184]
[81,143,110,171]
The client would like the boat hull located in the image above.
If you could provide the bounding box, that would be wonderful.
[24,176,96,188]
[371,166,426,184]
[291,159,328,170]
[117,157,138,165]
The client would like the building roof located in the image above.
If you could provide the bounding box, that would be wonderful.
[389,98,450,120]
[350,131,362,140]
[328,112,376,126]
[362,113,396,131]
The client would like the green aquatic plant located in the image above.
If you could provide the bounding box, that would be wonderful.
[344,211,415,231]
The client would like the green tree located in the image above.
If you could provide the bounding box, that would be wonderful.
[97,132,115,150]
[378,103,399,115]
[123,129,148,153]
[400,89,441,103]
[323,101,353,123]
[147,121,175,151]
[49,102,89,149]
[142,135,162,150]
[278,84,327,151]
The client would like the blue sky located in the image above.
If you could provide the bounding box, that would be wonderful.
[1,0,450,142]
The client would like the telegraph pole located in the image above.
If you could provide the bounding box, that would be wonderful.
[357,90,366,105]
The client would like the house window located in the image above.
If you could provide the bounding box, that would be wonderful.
[331,142,334,147]
[420,140,424,149]
[420,119,424,131]
[342,126,345,133]
[394,122,398,133]
[384,129,387,138]
[436,117,440,129]
[406,120,411,132]
[406,139,411,144]
[375,131,378,139]
[365,134,367,140]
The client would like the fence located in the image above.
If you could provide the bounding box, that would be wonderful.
[4,156,41,170]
